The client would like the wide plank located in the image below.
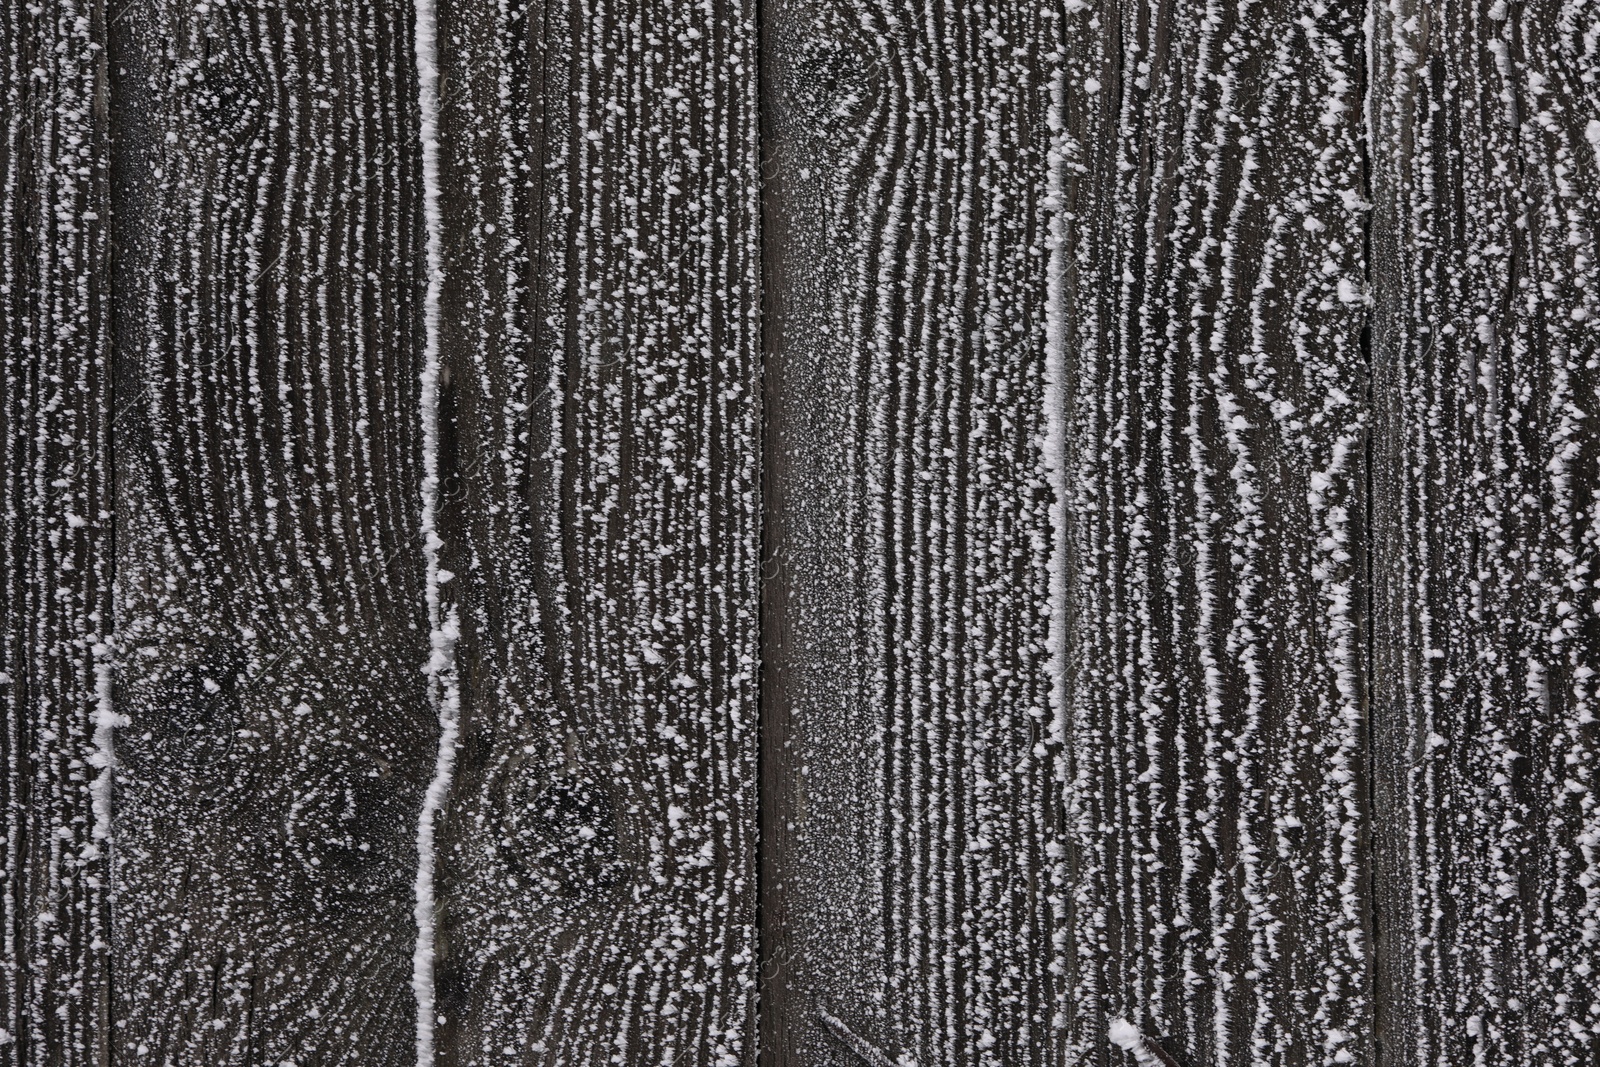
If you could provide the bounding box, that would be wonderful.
[1050,2,1372,1063]
[107,2,433,1061]
[760,4,1062,1064]
[1369,2,1600,1063]
[421,0,763,1062]
[0,3,113,1064]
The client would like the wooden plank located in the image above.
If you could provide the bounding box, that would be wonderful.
[1368,2,1600,1063]
[106,2,434,1061]
[1051,2,1373,1064]
[759,5,1063,1065]
[0,2,113,1064]
[422,0,763,1062]
[15,5,1590,1065]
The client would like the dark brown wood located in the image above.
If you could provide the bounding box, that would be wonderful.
[1369,2,1600,1063]
[425,0,763,1062]
[1,2,113,1064]
[1052,2,1373,1064]
[760,4,1063,1065]
[4,3,1596,1064]
[106,2,433,1061]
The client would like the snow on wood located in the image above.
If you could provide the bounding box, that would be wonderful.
[1,3,113,1063]
[418,0,762,1062]
[5,1,1598,1063]
[408,0,456,1060]
[760,4,1062,1065]
[1369,0,1600,1062]
[1053,1,1371,1063]
[819,1005,910,1067]
[1107,1018,1181,1067]
[105,1,435,1062]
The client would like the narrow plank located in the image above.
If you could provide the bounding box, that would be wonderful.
[1369,2,1600,1063]
[1051,2,1372,1063]
[106,2,433,1061]
[760,4,1062,1064]
[424,0,762,1062]
[0,2,113,1064]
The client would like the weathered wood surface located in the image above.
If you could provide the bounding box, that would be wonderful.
[1,1,1598,1065]
[1050,3,1374,1066]
[761,5,1061,1065]
[1369,2,1600,1064]
[1,3,112,1064]
[424,0,762,1064]
[106,1,433,1062]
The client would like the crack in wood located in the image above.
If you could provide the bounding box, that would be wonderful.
[819,1007,912,1067]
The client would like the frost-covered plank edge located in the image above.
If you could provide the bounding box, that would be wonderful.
[106,1,435,1061]
[424,0,762,1061]
[1,2,113,1064]
[1053,0,1372,1062]
[409,0,458,1059]
[760,3,1062,1064]
[1368,1,1600,1063]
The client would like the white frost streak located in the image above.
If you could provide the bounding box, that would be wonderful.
[818,1008,911,1067]
[1108,1019,1163,1067]
[1042,52,1070,797]
[411,0,457,1064]
[1041,51,1078,1055]
[87,641,122,859]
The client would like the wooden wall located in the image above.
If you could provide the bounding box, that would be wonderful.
[2,0,1597,1065]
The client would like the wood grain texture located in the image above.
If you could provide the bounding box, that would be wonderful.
[760,4,1062,1065]
[1,2,112,1064]
[6,3,1597,1063]
[1051,2,1372,1064]
[425,0,762,1063]
[107,1,432,1061]
[1369,1,1600,1063]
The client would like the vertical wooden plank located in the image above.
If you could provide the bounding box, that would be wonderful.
[423,0,762,1061]
[760,4,1062,1065]
[107,1,433,1061]
[1052,1,1372,1063]
[0,2,112,1063]
[1369,1,1600,1062]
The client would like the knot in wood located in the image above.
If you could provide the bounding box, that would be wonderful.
[277,754,406,905]
[781,10,872,139]
[501,765,625,899]
[122,640,244,777]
